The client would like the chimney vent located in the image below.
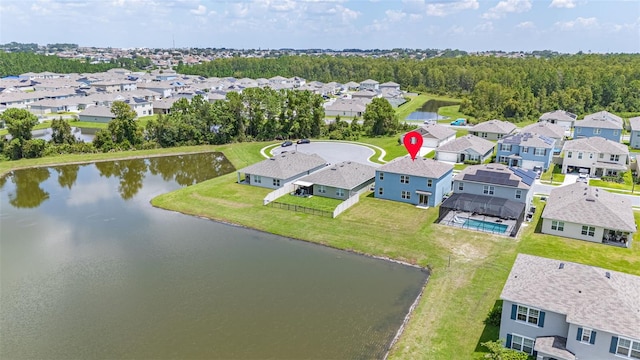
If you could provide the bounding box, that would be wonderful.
[559,263,565,269]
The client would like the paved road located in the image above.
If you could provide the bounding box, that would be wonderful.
[270,141,380,167]
[531,174,640,207]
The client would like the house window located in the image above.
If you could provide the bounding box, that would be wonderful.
[578,152,583,159]
[581,328,593,343]
[551,221,565,231]
[400,175,410,184]
[535,148,546,156]
[614,130,619,136]
[254,175,262,184]
[567,152,572,158]
[521,147,529,153]
[516,305,540,325]
[499,156,507,163]
[501,144,512,152]
[610,154,620,162]
[401,191,411,200]
[577,128,581,133]
[581,226,595,237]
[615,337,640,359]
[378,187,383,195]
[336,188,345,197]
[379,172,384,181]
[515,190,522,199]
[511,334,535,355]
[427,179,433,187]
[481,132,488,138]
[594,128,601,135]
[483,185,495,195]
[458,182,464,191]
[273,179,280,187]
[590,153,594,159]
[318,185,326,194]
[599,153,604,159]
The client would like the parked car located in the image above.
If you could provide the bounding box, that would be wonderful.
[281,141,293,147]
[450,118,466,126]
[297,139,310,144]
[533,166,542,179]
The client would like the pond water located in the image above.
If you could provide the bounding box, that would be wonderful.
[0,153,428,359]
[405,99,461,121]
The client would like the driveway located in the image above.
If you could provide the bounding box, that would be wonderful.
[270,141,379,167]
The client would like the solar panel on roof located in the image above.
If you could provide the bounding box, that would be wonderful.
[510,167,536,186]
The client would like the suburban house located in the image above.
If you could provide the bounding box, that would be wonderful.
[541,183,635,247]
[539,110,577,132]
[438,164,535,237]
[499,253,640,360]
[521,121,566,153]
[561,136,629,177]
[359,79,380,91]
[379,81,401,91]
[402,123,456,150]
[435,134,495,164]
[629,116,640,149]
[496,133,556,170]
[77,106,116,123]
[236,151,327,189]
[375,156,453,208]
[573,111,623,143]
[294,161,376,200]
[469,119,517,140]
[324,98,368,118]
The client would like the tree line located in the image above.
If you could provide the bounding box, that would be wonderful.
[176,54,640,121]
[0,90,402,160]
[0,52,152,77]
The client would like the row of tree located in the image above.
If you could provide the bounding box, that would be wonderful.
[0,90,401,160]
[0,52,152,77]
[176,54,640,121]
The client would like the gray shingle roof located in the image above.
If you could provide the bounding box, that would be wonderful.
[436,134,495,154]
[629,116,640,132]
[456,163,531,189]
[501,254,640,340]
[562,136,628,155]
[298,161,376,190]
[413,123,456,141]
[470,119,516,134]
[575,111,623,130]
[378,156,453,179]
[499,132,555,148]
[325,98,368,112]
[542,183,636,232]
[238,152,327,179]
[539,110,577,122]
[521,121,566,140]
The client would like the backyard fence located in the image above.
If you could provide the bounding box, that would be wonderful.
[268,201,333,218]
[333,195,359,218]
[263,183,295,205]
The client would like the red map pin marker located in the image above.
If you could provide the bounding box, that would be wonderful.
[403,131,423,161]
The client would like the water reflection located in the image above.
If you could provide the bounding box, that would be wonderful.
[53,164,80,189]
[95,160,147,200]
[6,168,50,208]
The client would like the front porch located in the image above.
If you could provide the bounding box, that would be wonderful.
[534,336,575,360]
[593,161,628,177]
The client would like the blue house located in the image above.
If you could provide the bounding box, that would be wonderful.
[375,156,453,207]
[496,132,556,171]
[629,116,640,149]
[574,111,623,143]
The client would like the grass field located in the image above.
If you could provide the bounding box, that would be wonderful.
[2,135,639,359]
[396,93,464,122]
[275,193,342,212]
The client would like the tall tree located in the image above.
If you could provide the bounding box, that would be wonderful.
[50,118,76,145]
[363,98,397,136]
[1,108,39,142]
[108,101,142,146]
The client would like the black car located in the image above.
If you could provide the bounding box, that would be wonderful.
[296,139,310,144]
[281,141,293,147]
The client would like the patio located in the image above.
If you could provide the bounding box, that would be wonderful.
[439,210,518,236]
[602,229,631,248]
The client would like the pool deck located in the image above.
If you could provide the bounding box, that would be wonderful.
[439,211,518,236]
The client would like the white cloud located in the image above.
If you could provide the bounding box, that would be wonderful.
[448,25,465,34]
[385,9,406,22]
[482,0,532,19]
[190,4,206,15]
[549,0,577,8]
[517,21,535,29]
[555,16,599,30]
[429,0,479,17]
[474,21,494,32]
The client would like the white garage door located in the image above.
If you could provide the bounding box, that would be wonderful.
[437,151,458,163]
[522,160,544,170]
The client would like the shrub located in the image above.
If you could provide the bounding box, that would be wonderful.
[484,305,502,327]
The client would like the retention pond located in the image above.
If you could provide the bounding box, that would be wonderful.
[0,153,428,359]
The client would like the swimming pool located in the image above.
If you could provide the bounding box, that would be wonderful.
[462,218,508,234]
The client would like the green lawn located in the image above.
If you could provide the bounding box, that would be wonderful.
[588,170,634,191]
[275,194,342,212]
[540,163,565,184]
[2,138,640,359]
[359,136,407,161]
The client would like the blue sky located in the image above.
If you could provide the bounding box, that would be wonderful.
[0,0,638,53]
